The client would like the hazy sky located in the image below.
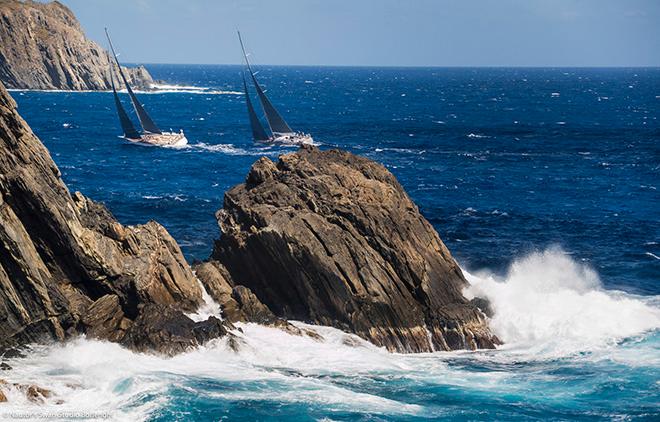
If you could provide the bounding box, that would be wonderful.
[60,0,660,67]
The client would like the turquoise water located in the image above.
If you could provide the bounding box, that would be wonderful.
[3,66,659,420]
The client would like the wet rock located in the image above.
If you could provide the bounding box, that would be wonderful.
[0,347,25,359]
[194,261,275,324]
[0,0,154,90]
[24,384,52,403]
[470,297,494,318]
[0,363,10,371]
[120,304,229,355]
[194,261,323,341]
[208,145,500,353]
[0,80,225,354]
[0,379,52,403]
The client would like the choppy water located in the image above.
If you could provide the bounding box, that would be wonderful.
[4,66,659,420]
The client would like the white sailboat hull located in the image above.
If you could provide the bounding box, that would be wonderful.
[124,131,188,147]
[270,132,315,145]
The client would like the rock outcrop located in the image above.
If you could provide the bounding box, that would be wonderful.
[198,146,500,353]
[0,378,52,403]
[0,0,154,90]
[0,80,225,354]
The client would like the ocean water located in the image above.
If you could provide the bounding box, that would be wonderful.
[4,66,659,421]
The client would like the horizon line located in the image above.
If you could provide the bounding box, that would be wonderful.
[124,63,660,69]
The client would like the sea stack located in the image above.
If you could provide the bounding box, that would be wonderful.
[197,146,500,353]
[0,80,227,355]
[0,0,153,90]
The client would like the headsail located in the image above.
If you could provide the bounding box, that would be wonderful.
[238,31,294,135]
[105,28,161,135]
[242,72,270,141]
[108,54,140,139]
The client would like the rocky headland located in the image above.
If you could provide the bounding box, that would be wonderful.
[0,0,154,90]
[0,80,226,360]
[196,146,500,353]
[0,75,497,367]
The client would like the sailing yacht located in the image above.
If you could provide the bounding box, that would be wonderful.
[238,31,313,145]
[105,28,187,147]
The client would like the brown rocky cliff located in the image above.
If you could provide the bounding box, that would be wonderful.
[199,146,500,353]
[0,0,153,90]
[0,80,224,355]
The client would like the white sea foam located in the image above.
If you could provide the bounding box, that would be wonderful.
[190,142,271,155]
[149,83,207,91]
[464,247,660,357]
[175,142,302,156]
[129,88,242,95]
[186,278,223,322]
[646,252,660,261]
[0,325,426,420]
[1,247,657,419]
[8,86,242,95]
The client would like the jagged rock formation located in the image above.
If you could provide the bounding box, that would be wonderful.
[0,80,225,354]
[194,261,279,325]
[197,146,500,353]
[0,0,154,90]
[193,260,324,340]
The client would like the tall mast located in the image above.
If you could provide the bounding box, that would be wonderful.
[238,31,294,135]
[105,28,161,135]
[108,51,140,139]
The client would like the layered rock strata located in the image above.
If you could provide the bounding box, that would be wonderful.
[0,80,224,355]
[0,0,154,90]
[198,146,500,353]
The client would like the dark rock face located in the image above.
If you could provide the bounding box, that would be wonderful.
[120,304,228,356]
[0,0,154,90]
[194,261,278,325]
[206,145,500,353]
[193,261,322,341]
[0,81,226,353]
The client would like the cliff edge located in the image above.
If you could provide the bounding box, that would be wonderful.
[0,80,226,355]
[0,0,153,90]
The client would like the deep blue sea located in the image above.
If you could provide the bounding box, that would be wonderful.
[5,66,660,421]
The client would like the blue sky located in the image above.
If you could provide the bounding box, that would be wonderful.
[61,0,660,66]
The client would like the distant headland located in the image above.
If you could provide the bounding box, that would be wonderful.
[0,0,154,90]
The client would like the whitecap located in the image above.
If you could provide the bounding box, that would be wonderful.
[189,142,258,155]
[149,83,207,91]
[464,246,660,357]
